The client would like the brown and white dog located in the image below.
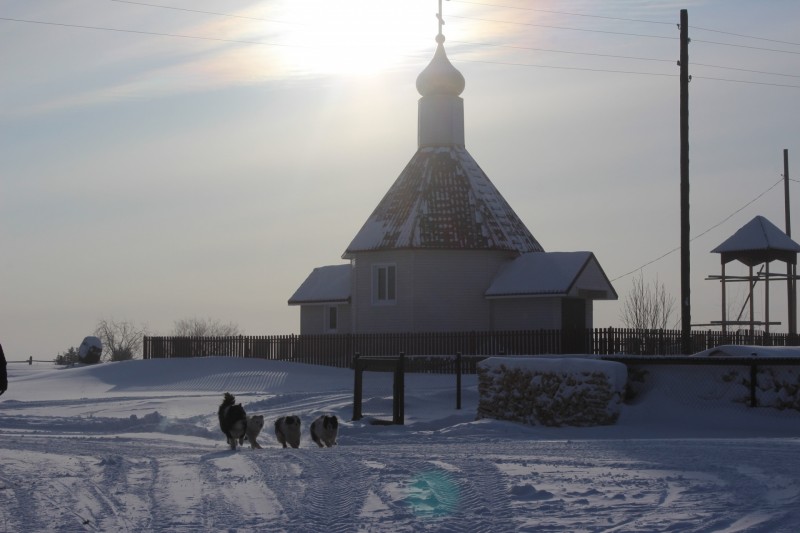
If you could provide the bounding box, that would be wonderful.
[218,393,247,450]
[310,415,338,448]
[274,415,301,448]
[245,415,265,449]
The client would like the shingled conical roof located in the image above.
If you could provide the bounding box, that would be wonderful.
[343,31,542,257]
[344,146,542,256]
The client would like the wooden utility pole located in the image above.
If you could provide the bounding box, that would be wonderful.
[785,149,796,340]
[680,9,691,354]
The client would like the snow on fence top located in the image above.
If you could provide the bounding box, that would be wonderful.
[693,345,800,358]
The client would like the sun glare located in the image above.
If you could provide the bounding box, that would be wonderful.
[272,1,439,77]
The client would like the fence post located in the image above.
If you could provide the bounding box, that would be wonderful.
[352,353,363,421]
[456,352,462,410]
[394,352,405,425]
[749,363,758,408]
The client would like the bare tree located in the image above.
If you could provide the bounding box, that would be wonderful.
[95,319,146,361]
[619,273,676,330]
[172,317,241,337]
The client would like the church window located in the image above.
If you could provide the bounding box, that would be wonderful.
[324,305,338,332]
[373,264,396,304]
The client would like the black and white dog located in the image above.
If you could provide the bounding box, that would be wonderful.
[274,415,302,448]
[218,392,248,450]
[310,415,338,448]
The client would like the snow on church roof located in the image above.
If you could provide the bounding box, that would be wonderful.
[288,264,350,305]
[485,251,617,299]
[343,146,543,257]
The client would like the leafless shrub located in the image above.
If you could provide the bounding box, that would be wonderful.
[172,317,241,337]
[619,273,676,330]
[95,319,146,361]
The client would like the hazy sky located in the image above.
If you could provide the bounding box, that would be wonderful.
[2,0,799,359]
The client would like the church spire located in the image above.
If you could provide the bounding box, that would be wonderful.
[416,0,465,147]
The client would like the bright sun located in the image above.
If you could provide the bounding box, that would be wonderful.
[272,1,441,76]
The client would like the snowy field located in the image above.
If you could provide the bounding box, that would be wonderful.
[1,357,799,532]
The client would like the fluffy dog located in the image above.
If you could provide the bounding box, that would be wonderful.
[274,415,302,448]
[218,393,247,450]
[310,415,338,448]
[245,415,265,449]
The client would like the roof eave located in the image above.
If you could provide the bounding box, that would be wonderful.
[288,298,351,306]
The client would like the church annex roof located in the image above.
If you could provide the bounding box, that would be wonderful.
[344,146,543,257]
[485,251,617,300]
[288,264,351,305]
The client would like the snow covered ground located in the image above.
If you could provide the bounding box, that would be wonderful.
[1,357,799,532]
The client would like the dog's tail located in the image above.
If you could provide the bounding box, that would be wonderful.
[222,392,236,406]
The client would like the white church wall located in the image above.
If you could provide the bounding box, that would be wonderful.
[351,249,512,333]
[299,304,352,335]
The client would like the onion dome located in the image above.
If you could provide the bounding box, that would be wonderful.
[416,35,465,97]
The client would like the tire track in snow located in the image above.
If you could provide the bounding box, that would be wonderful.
[198,450,284,531]
[0,450,123,532]
[246,447,375,532]
[0,467,38,533]
[363,445,515,532]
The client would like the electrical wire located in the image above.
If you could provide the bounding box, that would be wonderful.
[447,14,677,40]
[611,178,785,282]
[690,75,800,90]
[0,16,295,47]
[692,25,800,47]
[2,13,798,88]
[452,56,676,78]
[692,38,800,56]
[449,0,673,26]
[449,39,674,63]
[450,0,800,47]
[692,63,800,79]
[451,40,799,79]
[4,16,797,89]
[107,0,298,25]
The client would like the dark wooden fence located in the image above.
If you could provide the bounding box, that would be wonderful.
[143,327,796,368]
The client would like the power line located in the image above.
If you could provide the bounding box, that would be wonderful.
[107,0,298,26]
[450,39,673,64]
[453,56,800,89]
[3,16,798,88]
[693,38,800,56]
[693,25,800,47]
[693,62,800,79]
[452,40,800,79]
[611,178,785,282]
[447,15,677,41]
[452,56,676,78]
[449,0,673,26]
[691,75,800,90]
[450,0,800,48]
[0,16,294,47]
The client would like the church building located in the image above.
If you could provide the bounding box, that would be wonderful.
[289,15,616,338]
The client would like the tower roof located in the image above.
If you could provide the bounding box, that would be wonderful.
[343,146,543,257]
[712,215,800,265]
